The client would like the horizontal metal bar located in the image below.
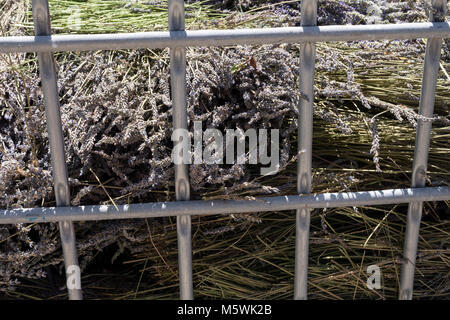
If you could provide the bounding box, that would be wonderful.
[0,187,448,224]
[0,22,449,53]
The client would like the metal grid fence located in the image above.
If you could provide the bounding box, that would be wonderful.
[0,0,449,300]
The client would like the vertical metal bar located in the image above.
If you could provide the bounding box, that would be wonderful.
[32,0,82,300]
[294,0,317,300]
[399,0,447,300]
[169,0,193,300]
